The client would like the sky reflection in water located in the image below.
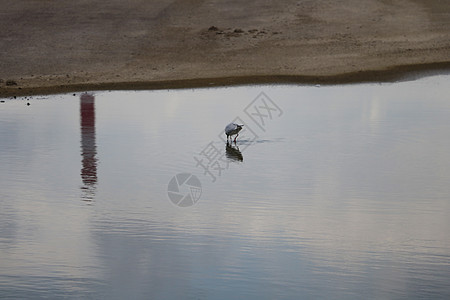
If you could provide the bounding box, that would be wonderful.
[1,75,450,299]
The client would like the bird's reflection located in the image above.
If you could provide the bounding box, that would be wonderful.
[226,141,243,162]
[80,93,97,201]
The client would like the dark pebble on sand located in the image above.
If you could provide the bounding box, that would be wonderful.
[6,80,17,86]
[208,26,218,31]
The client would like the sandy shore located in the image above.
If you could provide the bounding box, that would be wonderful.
[1,0,449,97]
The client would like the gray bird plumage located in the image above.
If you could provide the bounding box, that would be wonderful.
[225,123,243,142]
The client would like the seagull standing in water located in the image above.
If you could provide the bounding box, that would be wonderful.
[225,123,244,143]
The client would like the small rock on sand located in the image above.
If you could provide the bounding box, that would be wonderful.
[6,80,17,86]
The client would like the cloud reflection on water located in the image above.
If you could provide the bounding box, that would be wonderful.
[1,76,450,298]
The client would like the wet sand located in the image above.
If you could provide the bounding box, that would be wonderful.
[1,0,449,97]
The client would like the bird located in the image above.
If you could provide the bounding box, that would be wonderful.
[225,123,244,143]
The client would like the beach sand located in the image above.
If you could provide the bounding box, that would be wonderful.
[1,0,449,97]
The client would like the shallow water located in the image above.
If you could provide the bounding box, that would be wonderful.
[1,76,450,299]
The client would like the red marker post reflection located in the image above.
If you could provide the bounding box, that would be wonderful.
[80,93,97,201]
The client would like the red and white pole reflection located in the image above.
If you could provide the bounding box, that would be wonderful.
[80,93,97,201]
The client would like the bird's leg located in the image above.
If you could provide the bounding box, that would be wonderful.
[234,133,238,143]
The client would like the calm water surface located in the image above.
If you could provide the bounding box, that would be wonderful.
[1,76,450,299]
